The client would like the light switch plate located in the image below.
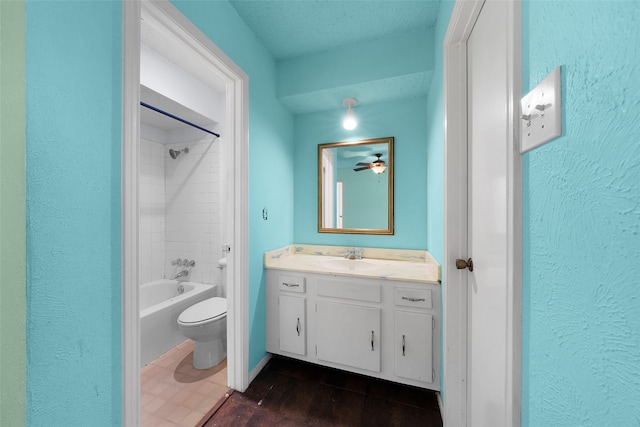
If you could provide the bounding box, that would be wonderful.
[520,67,562,153]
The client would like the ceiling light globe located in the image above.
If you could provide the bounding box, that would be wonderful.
[343,109,357,130]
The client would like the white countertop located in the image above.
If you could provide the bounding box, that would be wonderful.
[264,245,440,284]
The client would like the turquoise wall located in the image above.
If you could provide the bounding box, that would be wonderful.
[26,0,122,424]
[522,1,640,425]
[337,168,388,230]
[171,0,295,371]
[293,97,428,249]
[425,0,453,266]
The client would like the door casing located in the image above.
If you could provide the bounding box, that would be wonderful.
[122,1,249,425]
[442,1,523,425]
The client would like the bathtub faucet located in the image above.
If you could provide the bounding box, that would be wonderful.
[174,270,189,280]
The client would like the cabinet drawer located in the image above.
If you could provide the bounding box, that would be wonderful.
[394,288,432,309]
[279,274,305,293]
[317,279,381,303]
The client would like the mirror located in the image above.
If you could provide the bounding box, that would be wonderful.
[318,137,394,235]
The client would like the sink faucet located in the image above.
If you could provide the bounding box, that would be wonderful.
[344,247,362,260]
[174,270,189,280]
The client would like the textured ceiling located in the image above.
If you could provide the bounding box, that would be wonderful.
[229,0,441,59]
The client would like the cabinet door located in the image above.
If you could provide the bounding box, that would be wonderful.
[394,311,433,383]
[279,295,306,355]
[316,301,381,372]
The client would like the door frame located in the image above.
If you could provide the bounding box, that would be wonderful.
[122,1,249,425]
[442,1,522,425]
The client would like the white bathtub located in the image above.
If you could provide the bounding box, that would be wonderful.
[140,279,216,367]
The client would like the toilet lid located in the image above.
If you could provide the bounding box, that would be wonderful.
[179,297,227,324]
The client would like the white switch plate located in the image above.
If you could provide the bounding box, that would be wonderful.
[520,66,562,153]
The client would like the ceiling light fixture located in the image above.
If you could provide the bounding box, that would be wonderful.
[342,97,358,130]
[371,161,386,175]
[370,153,386,174]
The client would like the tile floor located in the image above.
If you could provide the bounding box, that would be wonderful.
[140,340,231,426]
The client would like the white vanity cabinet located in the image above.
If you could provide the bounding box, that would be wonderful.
[316,300,381,372]
[278,295,306,355]
[266,274,307,356]
[266,268,440,391]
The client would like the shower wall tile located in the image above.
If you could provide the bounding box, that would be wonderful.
[139,134,221,287]
[164,138,222,286]
[140,137,166,285]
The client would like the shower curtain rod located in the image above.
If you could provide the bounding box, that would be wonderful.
[140,101,221,138]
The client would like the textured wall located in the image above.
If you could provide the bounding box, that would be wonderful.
[0,0,26,425]
[293,97,429,249]
[171,0,295,371]
[25,1,122,424]
[522,1,640,425]
[424,0,453,266]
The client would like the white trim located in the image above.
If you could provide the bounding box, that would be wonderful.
[122,2,141,426]
[122,1,250,425]
[505,2,523,424]
[442,1,522,426]
[437,392,444,419]
[249,353,272,383]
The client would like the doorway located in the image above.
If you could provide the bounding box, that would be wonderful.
[122,1,249,425]
[442,0,522,426]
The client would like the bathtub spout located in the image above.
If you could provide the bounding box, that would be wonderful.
[174,270,189,280]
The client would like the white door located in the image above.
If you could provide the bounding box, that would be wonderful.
[394,311,433,383]
[278,295,306,356]
[322,149,335,228]
[336,181,344,228]
[316,301,381,372]
[463,1,521,426]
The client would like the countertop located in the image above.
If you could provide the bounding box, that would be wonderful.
[264,245,440,284]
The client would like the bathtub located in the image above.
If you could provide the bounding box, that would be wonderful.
[140,279,216,367]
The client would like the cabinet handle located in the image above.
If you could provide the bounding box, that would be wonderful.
[282,282,299,287]
[296,317,301,336]
[402,296,425,302]
[371,330,374,351]
[402,334,406,356]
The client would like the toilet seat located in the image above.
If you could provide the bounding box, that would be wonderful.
[178,297,227,324]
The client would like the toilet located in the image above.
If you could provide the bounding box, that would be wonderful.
[177,258,227,369]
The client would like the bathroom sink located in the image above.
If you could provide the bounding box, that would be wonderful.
[321,259,379,273]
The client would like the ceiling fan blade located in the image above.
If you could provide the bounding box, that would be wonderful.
[353,166,370,171]
[355,162,371,166]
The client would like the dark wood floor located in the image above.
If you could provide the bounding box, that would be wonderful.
[202,355,442,427]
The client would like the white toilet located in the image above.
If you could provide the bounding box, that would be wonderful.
[177,258,227,369]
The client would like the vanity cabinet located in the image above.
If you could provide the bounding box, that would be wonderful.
[267,274,307,357]
[278,295,306,356]
[316,301,381,372]
[266,268,440,391]
[394,311,433,382]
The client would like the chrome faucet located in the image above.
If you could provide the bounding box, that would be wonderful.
[344,247,362,260]
[174,270,189,280]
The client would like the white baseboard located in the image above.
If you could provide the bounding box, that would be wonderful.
[437,391,444,424]
[248,353,272,384]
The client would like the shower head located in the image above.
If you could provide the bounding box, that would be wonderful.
[169,147,189,159]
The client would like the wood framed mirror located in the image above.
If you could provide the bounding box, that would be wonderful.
[318,137,394,235]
